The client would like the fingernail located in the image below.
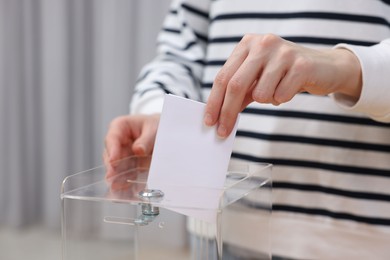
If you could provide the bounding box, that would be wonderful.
[134,144,146,155]
[204,113,213,126]
[217,124,227,138]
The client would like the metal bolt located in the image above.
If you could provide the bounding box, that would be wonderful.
[138,189,164,216]
[139,189,164,200]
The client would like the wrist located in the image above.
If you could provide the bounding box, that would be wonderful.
[332,48,362,102]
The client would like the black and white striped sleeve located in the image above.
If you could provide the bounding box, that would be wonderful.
[130,0,210,114]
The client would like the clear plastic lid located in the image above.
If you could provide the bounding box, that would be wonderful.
[61,155,272,211]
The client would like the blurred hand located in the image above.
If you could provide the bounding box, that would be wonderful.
[204,33,362,138]
[104,114,160,178]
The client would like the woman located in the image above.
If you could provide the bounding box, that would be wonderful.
[105,1,390,259]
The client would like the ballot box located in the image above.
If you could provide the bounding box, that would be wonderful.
[61,155,272,260]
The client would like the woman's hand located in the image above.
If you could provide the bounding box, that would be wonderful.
[103,114,160,178]
[204,34,362,138]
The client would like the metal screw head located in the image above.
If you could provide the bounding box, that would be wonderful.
[138,189,164,216]
[138,189,164,200]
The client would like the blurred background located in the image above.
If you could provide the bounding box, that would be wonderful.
[0,0,172,258]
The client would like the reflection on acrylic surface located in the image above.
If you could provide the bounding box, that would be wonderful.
[104,156,151,200]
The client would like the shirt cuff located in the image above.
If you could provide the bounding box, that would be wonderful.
[332,40,390,122]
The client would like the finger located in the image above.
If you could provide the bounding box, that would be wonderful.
[105,165,116,180]
[204,43,249,126]
[238,80,257,111]
[103,147,109,165]
[252,60,287,105]
[105,136,122,162]
[105,117,134,162]
[240,94,254,112]
[270,46,310,103]
[104,138,127,179]
[273,65,305,104]
[132,116,159,155]
[218,55,263,138]
[103,148,116,179]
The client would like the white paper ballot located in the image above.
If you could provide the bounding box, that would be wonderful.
[147,94,239,223]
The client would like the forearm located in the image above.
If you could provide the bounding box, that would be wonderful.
[131,0,210,115]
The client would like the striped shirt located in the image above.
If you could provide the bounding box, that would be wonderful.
[131,0,390,259]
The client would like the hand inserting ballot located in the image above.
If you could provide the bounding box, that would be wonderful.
[203,34,362,138]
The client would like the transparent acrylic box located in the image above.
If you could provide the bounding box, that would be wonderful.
[61,155,272,260]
